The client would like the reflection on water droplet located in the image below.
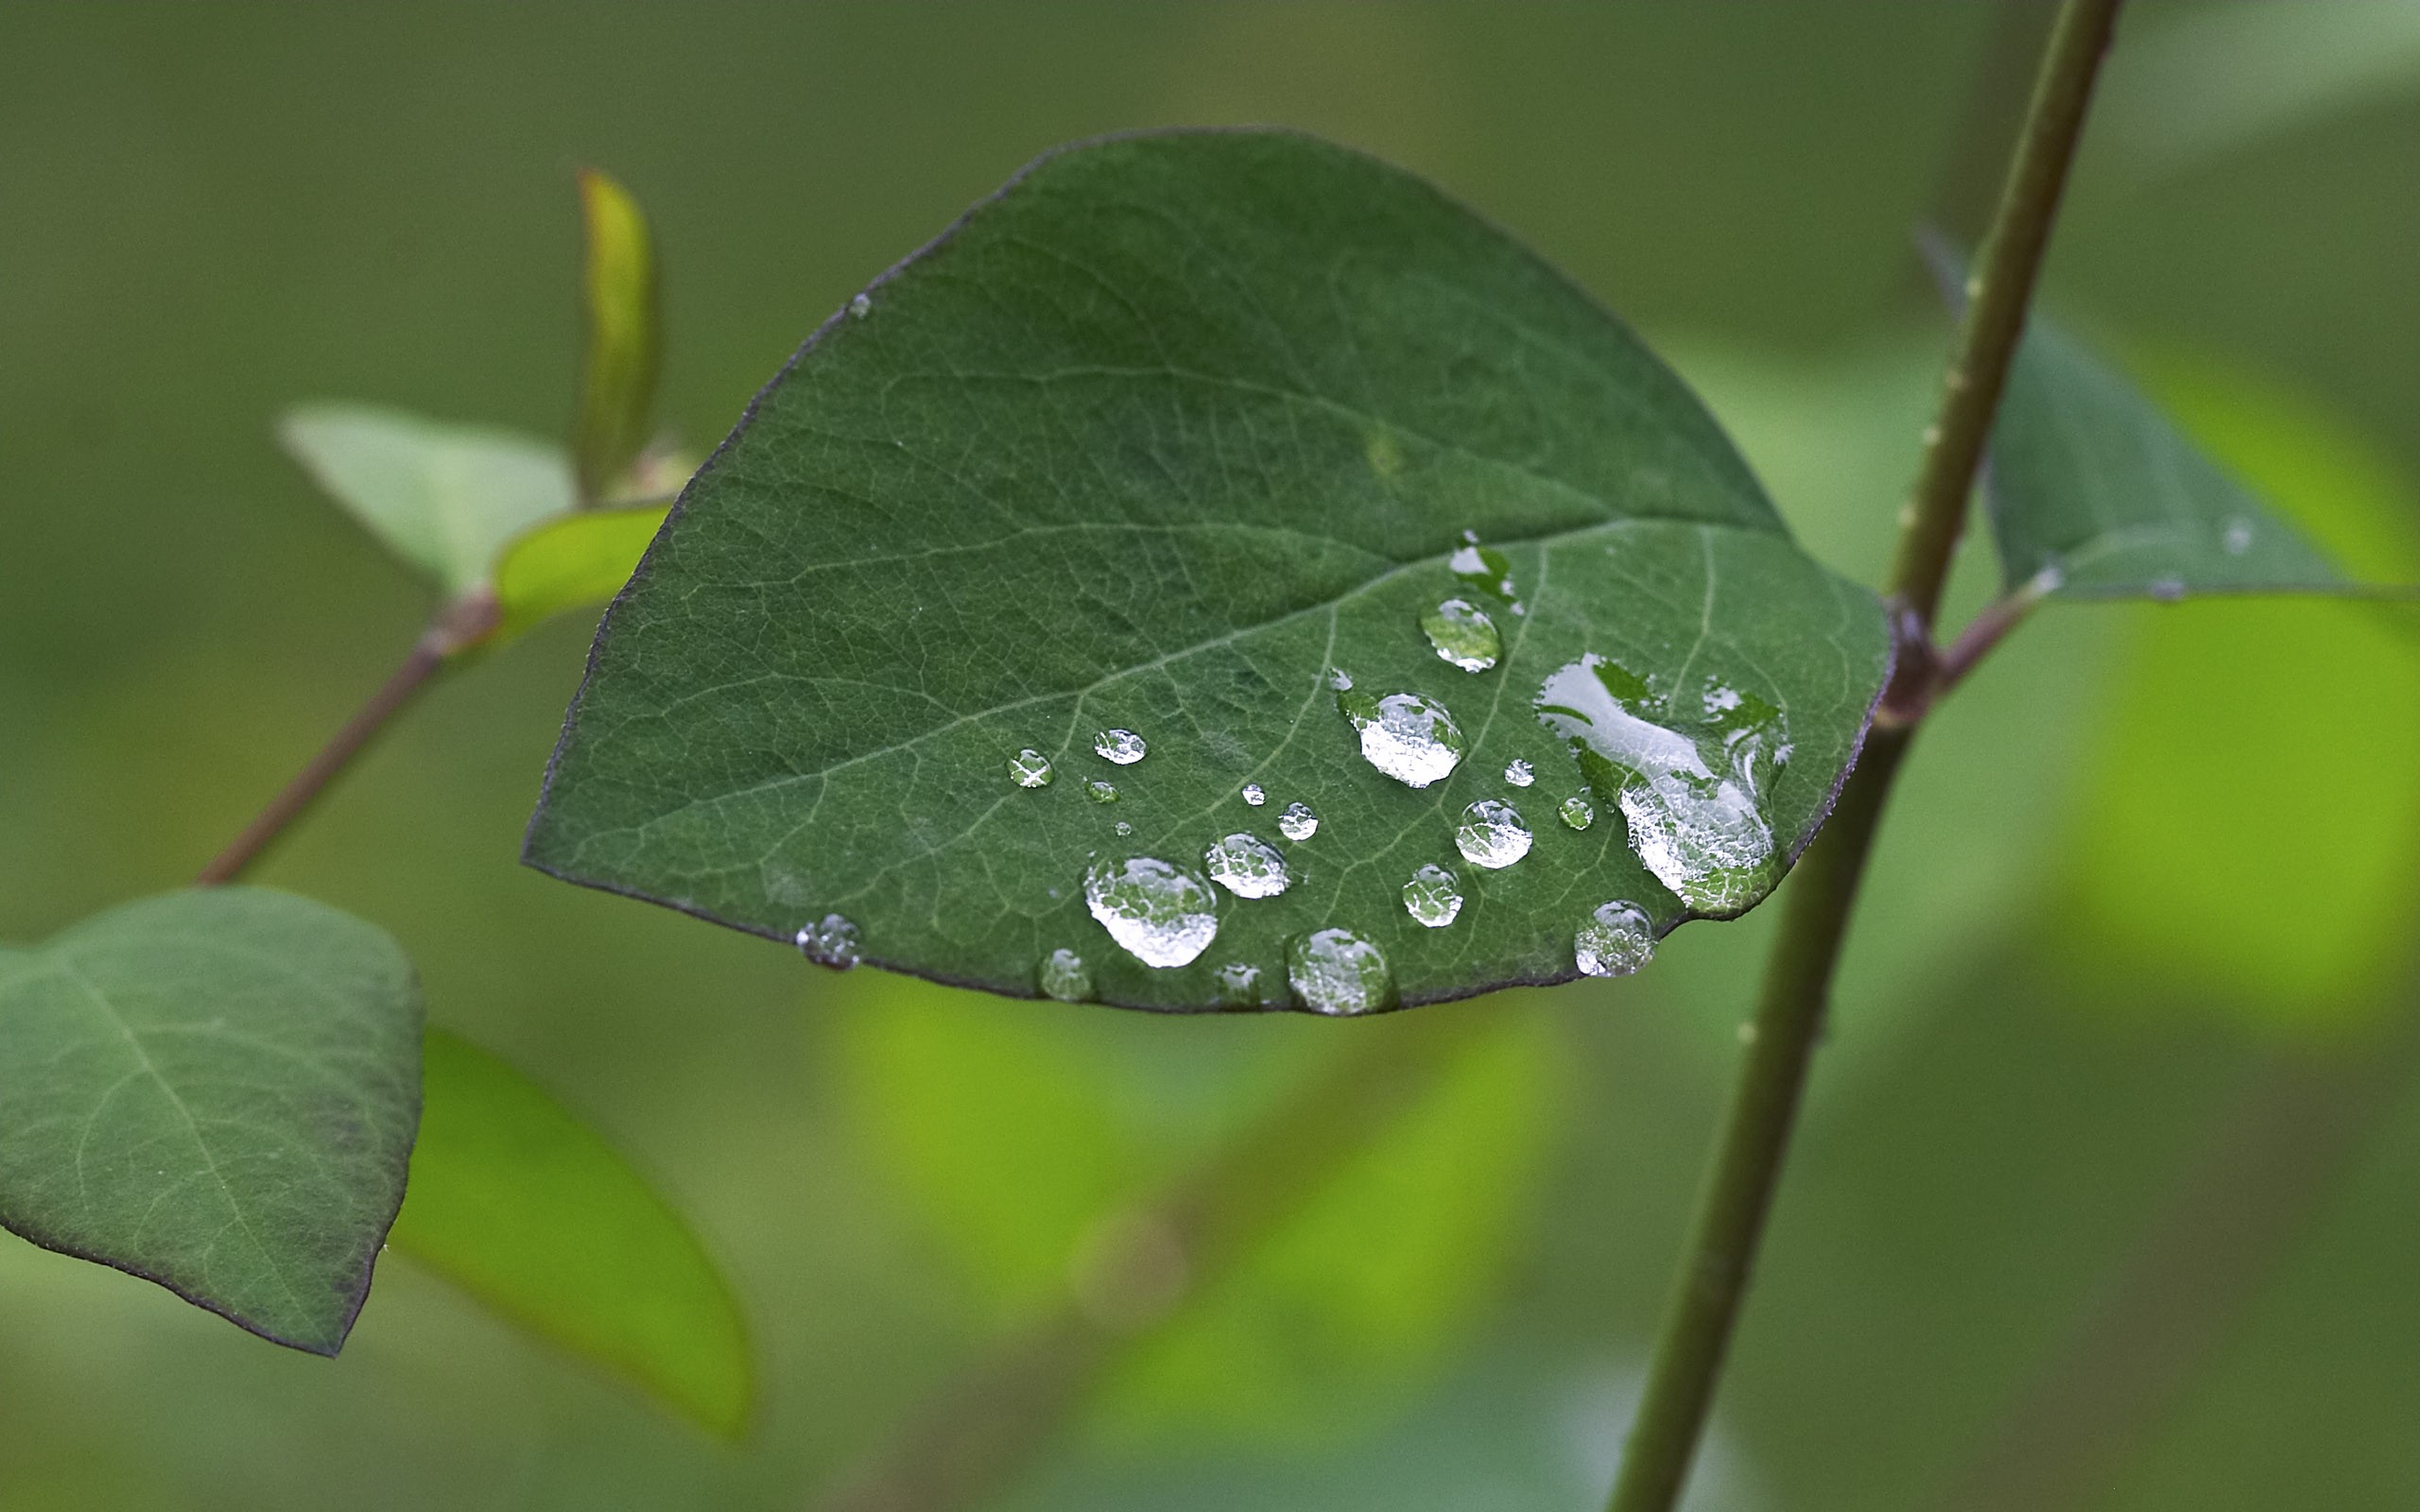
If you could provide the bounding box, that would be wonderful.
[1535,654,1786,914]
[1328,667,1355,692]
[2223,518,2254,556]
[1039,948,1095,1002]
[1094,729,1148,765]
[849,292,873,319]
[1279,801,1319,841]
[1574,901,1655,978]
[1214,961,1263,1007]
[796,914,860,971]
[1559,793,1596,831]
[1242,782,1267,806]
[1420,597,1501,672]
[1504,759,1534,787]
[1084,856,1219,969]
[1402,864,1464,928]
[1205,833,1291,899]
[1287,928,1394,1016]
[1086,780,1118,803]
[1455,799,1532,869]
[1448,539,1517,601]
[1115,820,1133,835]
[1340,689,1465,787]
[1008,748,1054,788]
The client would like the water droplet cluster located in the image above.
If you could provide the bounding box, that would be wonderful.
[796,914,861,971]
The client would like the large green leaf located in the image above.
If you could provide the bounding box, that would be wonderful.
[388,1029,752,1437]
[282,404,577,597]
[525,129,1892,1012]
[0,888,421,1354]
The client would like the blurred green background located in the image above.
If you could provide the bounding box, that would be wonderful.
[6,4,2420,1508]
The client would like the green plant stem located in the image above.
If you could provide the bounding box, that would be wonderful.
[196,592,494,885]
[1604,4,2123,1509]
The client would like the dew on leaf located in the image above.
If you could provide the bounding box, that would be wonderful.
[1007,748,1054,788]
[2148,576,2187,603]
[1038,948,1095,1003]
[1574,900,1655,978]
[1242,782,1267,806]
[1115,820,1133,835]
[1448,538,1516,601]
[1535,654,1786,914]
[1339,689,1464,788]
[1504,759,1534,787]
[1402,864,1464,928]
[1454,799,1532,870]
[1205,833,1291,899]
[2222,518,2253,556]
[848,292,873,319]
[1094,728,1148,765]
[1086,780,1118,804]
[1214,961,1264,1007]
[796,914,861,971]
[1287,928,1394,1016]
[1420,597,1501,673]
[1558,793,1596,831]
[1083,856,1219,970]
[1278,801,1320,841]
[1327,667,1355,692]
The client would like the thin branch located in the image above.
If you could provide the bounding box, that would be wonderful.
[1603,4,2126,1509]
[196,592,495,886]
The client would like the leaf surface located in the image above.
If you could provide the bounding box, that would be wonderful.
[282,404,576,596]
[526,129,1891,1011]
[0,888,422,1353]
[388,1029,752,1437]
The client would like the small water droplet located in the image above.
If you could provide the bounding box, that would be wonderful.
[1448,539,1517,600]
[1085,779,1118,803]
[1328,667,1355,692]
[1402,864,1464,928]
[1242,782,1267,806]
[1278,801,1320,841]
[1420,597,1501,673]
[1115,820,1133,835]
[1038,948,1095,1003]
[848,292,873,319]
[1287,928,1394,1016]
[1007,748,1054,788]
[1455,799,1533,869]
[2148,576,2187,603]
[1574,901,1655,978]
[1340,689,1465,787]
[796,914,861,971]
[1083,856,1219,970]
[1094,729,1148,765]
[1213,961,1263,1007]
[2222,518,2254,556]
[1504,759,1534,787]
[1558,793,1596,831]
[1205,833,1291,899]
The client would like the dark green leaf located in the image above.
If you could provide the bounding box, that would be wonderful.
[387,1028,752,1437]
[0,888,421,1354]
[492,503,669,645]
[572,168,663,503]
[526,129,1892,1011]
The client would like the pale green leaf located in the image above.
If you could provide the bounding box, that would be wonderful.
[281,404,576,597]
[387,1028,752,1437]
[492,503,669,645]
[525,129,1892,1011]
[0,888,422,1354]
[572,168,663,502]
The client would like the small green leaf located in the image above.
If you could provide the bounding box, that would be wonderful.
[387,1028,752,1437]
[0,888,422,1354]
[492,503,670,644]
[282,404,577,597]
[572,167,663,503]
[525,129,1891,1010]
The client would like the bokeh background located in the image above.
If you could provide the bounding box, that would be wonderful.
[7,4,2420,1509]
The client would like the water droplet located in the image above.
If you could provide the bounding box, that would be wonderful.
[796,914,860,971]
[1558,793,1596,831]
[1278,801,1320,842]
[1574,901,1655,978]
[1455,799,1533,869]
[1287,928,1394,1016]
[1535,655,1786,914]
[1327,667,1355,692]
[1420,597,1501,673]
[1094,729,1148,765]
[1504,759,1534,787]
[1083,856,1219,970]
[1007,748,1054,788]
[1115,820,1133,836]
[1448,539,1517,601]
[1402,864,1464,928]
[1242,782,1267,806]
[1204,833,1291,899]
[1339,689,1465,787]
[848,292,873,319]
[2223,518,2254,556]
[1213,961,1263,1007]
[1086,779,1118,803]
[2148,576,2187,603]
[1038,948,1095,1002]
